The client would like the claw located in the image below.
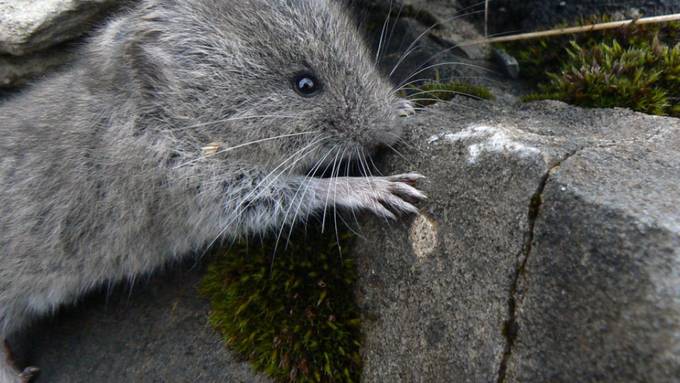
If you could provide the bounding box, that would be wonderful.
[381,193,420,214]
[387,172,426,184]
[390,182,427,200]
[19,367,39,383]
[386,173,427,189]
[369,201,398,220]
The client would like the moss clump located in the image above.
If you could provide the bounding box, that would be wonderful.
[403,80,495,107]
[500,16,680,117]
[523,39,680,116]
[201,230,362,383]
[502,16,680,81]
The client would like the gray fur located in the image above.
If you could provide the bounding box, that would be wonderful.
[0,0,423,380]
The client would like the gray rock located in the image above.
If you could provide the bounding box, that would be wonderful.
[0,43,75,88]
[0,0,119,56]
[346,0,496,87]
[505,122,680,382]
[354,99,680,382]
[10,263,271,383]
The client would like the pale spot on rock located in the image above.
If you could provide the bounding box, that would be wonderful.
[409,213,438,261]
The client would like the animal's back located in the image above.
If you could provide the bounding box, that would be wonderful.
[1,71,100,331]
[0,67,180,331]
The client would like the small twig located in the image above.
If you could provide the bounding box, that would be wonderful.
[484,0,489,38]
[473,13,680,44]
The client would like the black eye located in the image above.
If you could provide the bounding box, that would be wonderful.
[292,72,321,97]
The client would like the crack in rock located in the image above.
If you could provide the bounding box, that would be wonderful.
[495,149,580,383]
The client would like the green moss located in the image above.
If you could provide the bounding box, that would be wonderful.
[403,80,495,107]
[201,230,362,383]
[499,16,680,117]
[501,16,680,81]
[523,38,680,116]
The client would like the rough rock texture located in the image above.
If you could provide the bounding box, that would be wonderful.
[0,0,118,56]
[347,0,495,87]
[0,43,74,88]
[505,119,680,382]
[11,263,271,383]
[0,0,122,87]
[354,99,680,382]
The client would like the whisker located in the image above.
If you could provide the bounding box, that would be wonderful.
[173,131,319,169]
[359,148,391,226]
[384,132,426,156]
[396,61,496,91]
[366,153,384,176]
[268,145,326,269]
[394,75,504,94]
[405,87,492,99]
[342,154,367,240]
[375,0,395,64]
[399,28,520,87]
[384,142,413,165]
[393,77,431,93]
[284,144,340,250]
[388,6,487,78]
[202,136,329,253]
[272,173,310,257]
[174,114,305,131]
[383,1,406,65]
[331,147,349,257]
[271,142,340,256]
[404,97,487,112]
[406,89,490,102]
[321,147,343,232]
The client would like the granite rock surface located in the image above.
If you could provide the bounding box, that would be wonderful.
[354,99,680,382]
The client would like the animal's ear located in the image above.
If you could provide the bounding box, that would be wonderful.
[123,30,171,97]
[113,6,176,99]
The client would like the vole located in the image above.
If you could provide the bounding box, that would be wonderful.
[0,0,425,381]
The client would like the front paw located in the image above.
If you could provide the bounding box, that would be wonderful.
[346,173,426,219]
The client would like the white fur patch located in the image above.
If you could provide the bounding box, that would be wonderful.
[428,125,541,164]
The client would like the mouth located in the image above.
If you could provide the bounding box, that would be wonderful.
[301,147,383,179]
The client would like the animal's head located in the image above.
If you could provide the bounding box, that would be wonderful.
[91,0,411,174]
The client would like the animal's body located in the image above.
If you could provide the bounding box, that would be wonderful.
[0,0,424,381]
